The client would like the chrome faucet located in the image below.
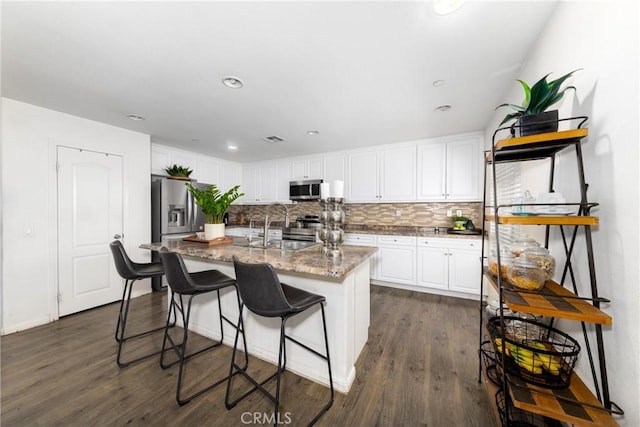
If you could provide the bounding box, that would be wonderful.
[263,203,290,246]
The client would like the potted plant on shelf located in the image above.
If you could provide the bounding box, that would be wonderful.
[164,164,193,179]
[185,183,244,240]
[495,69,580,136]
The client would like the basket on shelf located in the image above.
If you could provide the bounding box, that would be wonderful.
[488,316,580,389]
[495,389,563,427]
[480,340,502,387]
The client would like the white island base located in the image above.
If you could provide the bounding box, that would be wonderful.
[176,257,371,394]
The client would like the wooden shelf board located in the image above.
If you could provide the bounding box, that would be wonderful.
[485,214,599,226]
[495,128,588,149]
[483,269,612,326]
[508,373,618,427]
[487,129,589,163]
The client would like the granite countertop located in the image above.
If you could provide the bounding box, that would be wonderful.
[228,224,484,239]
[140,238,377,280]
[343,224,484,239]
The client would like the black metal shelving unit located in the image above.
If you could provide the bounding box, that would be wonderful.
[477,117,624,426]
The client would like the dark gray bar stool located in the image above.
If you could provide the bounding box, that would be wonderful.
[109,240,173,367]
[158,248,247,406]
[226,256,334,426]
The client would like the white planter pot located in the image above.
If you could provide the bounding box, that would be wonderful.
[204,223,225,240]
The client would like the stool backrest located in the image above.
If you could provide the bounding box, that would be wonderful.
[232,256,292,317]
[109,240,138,280]
[158,248,197,294]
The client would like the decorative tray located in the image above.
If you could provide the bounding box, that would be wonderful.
[446,228,482,235]
[182,235,234,246]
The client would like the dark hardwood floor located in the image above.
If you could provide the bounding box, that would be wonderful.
[1,285,496,426]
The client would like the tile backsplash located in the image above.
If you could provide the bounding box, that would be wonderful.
[228,201,482,228]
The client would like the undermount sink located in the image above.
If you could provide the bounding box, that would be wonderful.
[232,238,319,251]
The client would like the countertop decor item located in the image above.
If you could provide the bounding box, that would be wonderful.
[185,183,244,240]
[495,69,580,136]
[451,215,470,231]
[164,164,193,178]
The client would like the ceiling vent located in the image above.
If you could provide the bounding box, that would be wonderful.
[263,135,285,144]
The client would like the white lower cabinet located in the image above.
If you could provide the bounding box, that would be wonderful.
[346,233,483,298]
[343,233,378,279]
[375,235,416,285]
[417,238,483,296]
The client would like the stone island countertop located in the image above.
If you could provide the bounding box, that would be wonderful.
[140,238,377,280]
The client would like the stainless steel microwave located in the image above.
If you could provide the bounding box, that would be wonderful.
[289,179,323,201]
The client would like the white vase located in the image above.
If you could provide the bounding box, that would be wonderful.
[204,223,225,240]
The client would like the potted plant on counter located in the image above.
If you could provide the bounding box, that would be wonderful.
[495,69,580,136]
[451,215,470,231]
[185,183,244,240]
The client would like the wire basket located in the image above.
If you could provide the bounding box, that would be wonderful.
[495,389,563,427]
[487,316,580,389]
[480,340,502,387]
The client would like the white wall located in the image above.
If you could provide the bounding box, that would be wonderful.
[485,1,639,425]
[1,98,152,334]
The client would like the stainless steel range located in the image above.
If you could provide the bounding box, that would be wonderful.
[283,215,322,242]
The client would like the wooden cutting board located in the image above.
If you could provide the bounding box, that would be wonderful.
[182,235,234,246]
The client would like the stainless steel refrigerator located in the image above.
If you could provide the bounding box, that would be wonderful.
[150,175,208,290]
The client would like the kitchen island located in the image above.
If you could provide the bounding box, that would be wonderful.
[141,239,377,393]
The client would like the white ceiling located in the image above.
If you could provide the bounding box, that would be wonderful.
[1,1,558,163]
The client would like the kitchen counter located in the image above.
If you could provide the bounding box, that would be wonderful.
[141,238,376,280]
[141,238,375,393]
[228,224,483,239]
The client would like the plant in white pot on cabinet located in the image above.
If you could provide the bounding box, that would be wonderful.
[185,183,244,240]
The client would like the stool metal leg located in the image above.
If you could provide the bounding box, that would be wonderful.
[115,278,175,367]
[161,288,247,406]
[225,302,334,426]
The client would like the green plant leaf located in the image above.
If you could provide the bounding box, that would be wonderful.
[185,183,244,224]
[495,69,581,126]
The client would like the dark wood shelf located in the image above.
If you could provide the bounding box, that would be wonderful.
[508,373,618,427]
[483,268,612,326]
[487,128,589,163]
[485,214,598,226]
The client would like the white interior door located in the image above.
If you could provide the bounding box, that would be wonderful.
[57,146,123,316]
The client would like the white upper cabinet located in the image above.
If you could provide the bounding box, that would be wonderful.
[348,146,416,202]
[445,137,482,201]
[219,161,242,193]
[417,135,482,201]
[197,157,220,185]
[151,145,172,175]
[151,144,242,195]
[258,162,276,203]
[291,157,323,180]
[242,162,277,204]
[323,153,347,184]
[241,164,260,203]
[379,146,416,201]
[417,142,446,200]
[275,160,292,202]
[348,151,379,202]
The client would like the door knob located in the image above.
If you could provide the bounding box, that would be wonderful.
[113,234,122,239]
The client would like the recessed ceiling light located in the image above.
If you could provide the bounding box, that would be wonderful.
[227,144,238,151]
[127,114,145,121]
[307,130,320,135]
[433,80,445,87]
[434,105,452,112]
[433,0,465,15]
[222,76,244,89]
